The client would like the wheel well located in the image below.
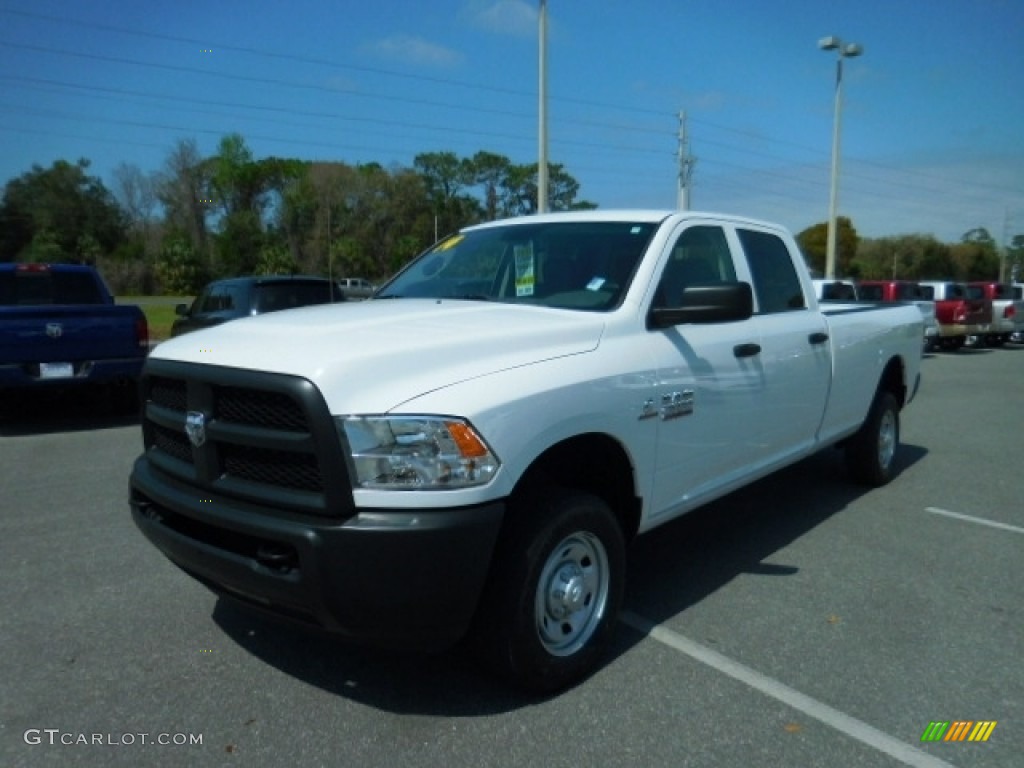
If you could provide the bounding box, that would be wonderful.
[512,433,641,541]
[880,356,907,408]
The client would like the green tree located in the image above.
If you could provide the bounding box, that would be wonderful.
[26,229,65,262]
[499,162,595,216]
[209,133,261,216]
[796,217,859,277]
[111,162,161,292]
[0,159,126,262]
[961,227,996,248]
[215,209,264,276]
[546,162,597,212]
[414,151,481,236]
[950,227,999,281]
[853,235,954,280]
[204,135,309,278]
[255,242,297,275]
[949,242,999,281]
[468,151,511,221]
[156,139,211,265]
[156,235,207,294]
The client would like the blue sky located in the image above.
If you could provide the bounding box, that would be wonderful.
[1,0,1022,243]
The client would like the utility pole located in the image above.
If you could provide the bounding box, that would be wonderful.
[676,111,696,210]
[537,0,549,213]
[1000,207,1010,283]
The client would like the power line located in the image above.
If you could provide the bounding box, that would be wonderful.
[0,6,672,118]
[1,74,673,155]
[2,8,1020,223]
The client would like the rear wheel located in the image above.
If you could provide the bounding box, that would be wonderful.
[846,391,900,486]
[471,488,625,693]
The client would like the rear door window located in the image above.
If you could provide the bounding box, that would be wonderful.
[736,229,806,314]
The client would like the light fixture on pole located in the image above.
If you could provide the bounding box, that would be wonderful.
[819,35,862,279]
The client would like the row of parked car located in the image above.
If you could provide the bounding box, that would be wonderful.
[813,278,1024,352]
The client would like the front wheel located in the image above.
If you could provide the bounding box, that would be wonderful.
[471,488,625,693]
[845,391,900,487]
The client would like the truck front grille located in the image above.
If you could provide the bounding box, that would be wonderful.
[216,386,307,431]
[152,422,192,464]
[139,360,353,518]
[150,376,187,411]
[221,443,323,491]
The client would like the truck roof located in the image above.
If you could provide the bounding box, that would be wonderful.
[462,209,792,234]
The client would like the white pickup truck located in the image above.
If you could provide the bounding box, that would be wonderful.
[130,211,923,691]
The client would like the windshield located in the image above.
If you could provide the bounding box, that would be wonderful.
[254,281,340,312]
[377,220,658,311]
[0,270,106,305]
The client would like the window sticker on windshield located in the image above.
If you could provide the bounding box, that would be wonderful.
[514,245,535,297]
[586,277,606,292]
[435,234,464,252]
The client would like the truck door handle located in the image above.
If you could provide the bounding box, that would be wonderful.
[808,332,829,345]
[733,343,761,358]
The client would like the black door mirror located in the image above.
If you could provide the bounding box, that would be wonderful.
[648,282,754,328]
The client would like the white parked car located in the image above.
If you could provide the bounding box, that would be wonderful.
[1011,284,1024,343]
[812,278,858,302]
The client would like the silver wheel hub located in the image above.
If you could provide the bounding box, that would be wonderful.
[534,531,610,657]
[878,410,896,468]
[547,563,586,619]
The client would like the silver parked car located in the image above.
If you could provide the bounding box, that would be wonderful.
[338,277,376,300]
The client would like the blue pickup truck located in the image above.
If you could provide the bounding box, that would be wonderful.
[0,263,148,413]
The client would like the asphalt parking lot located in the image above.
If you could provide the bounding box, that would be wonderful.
[1,346,1021,768]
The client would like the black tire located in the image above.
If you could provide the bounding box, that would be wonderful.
[846,391,900,487]
[471,488,625,693]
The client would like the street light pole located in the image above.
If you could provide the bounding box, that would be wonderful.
[819,36,862,279]
[537,0,549,214]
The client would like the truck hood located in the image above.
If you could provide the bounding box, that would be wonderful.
[151,299,605,413]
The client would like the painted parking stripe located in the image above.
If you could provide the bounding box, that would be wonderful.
[620,611,957,768]
[924,507,1024,535]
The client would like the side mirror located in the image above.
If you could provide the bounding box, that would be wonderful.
[648,282,753,329]
[175,303,189,316]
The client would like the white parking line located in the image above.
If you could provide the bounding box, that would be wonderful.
[924,507,1024,535]
[619,611,957,768]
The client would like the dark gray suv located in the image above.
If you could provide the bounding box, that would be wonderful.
[171,275,344,337]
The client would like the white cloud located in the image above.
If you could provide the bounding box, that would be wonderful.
[464,0,537,38]
[362,35,463,68]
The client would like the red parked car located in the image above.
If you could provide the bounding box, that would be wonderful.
[917,281,992,351]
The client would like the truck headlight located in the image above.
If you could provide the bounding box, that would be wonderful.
[337,416,500,490]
